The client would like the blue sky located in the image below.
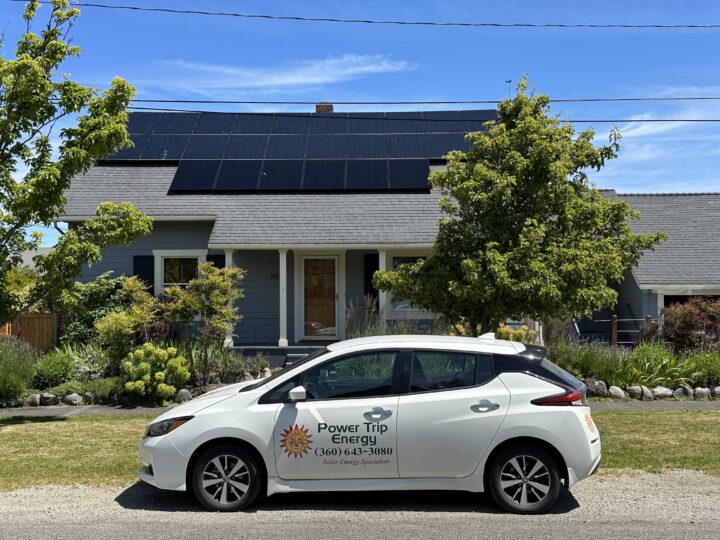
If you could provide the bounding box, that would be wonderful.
[1,0,719,245]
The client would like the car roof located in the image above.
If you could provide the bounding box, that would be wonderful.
[326,334,526,355]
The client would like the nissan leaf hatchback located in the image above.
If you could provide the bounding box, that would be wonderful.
[138,335,601,514]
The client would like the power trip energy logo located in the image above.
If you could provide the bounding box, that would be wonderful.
[280,424,313,458]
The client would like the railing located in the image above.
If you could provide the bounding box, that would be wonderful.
[588,315,658,347]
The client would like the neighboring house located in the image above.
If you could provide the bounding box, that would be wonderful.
[578,192,720,344]
[20,247,51,269]
[60,106,495,351]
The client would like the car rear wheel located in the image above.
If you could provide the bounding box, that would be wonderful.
[191,445,263,511]
[488,445,561,514]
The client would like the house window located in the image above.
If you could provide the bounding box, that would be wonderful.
[163,257,199,288]
[391,256,427,312]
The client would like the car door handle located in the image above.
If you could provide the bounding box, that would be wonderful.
[471,400,500,413]
[363,407,393,422]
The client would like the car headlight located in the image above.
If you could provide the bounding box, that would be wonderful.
[145,416,194,437]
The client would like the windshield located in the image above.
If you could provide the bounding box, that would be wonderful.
[238,348,329,392]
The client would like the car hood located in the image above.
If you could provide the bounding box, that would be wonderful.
[147,379,266,423]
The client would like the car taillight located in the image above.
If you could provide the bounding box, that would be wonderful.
[531,387,585,406]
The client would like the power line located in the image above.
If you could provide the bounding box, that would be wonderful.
[125,105,720,123]
[12,1,720,30]
[127,96,720,105]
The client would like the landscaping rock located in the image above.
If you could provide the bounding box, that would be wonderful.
[674,386,693,399]
[714,387,720,398]
[259,367,272,379]
[24,393,41,407]
[62,393,82,406]
[583,378,609,397]
[626,386,642,400]
[39,393,59,406]
[593,380,609,397]
[238,371,253,382]
[82,392,94,404]
[608,386,626,399]
[694,387,711,400]
[640,386,654,401]
[652,386,673,399]
[175,389,192,403]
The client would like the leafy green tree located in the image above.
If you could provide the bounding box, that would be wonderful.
[0,0,152,322]
[374,79,666,336]
[163,263,246,385]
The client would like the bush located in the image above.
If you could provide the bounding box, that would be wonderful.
[56,343,110,379]
[495,324,537,343]
[44,377,123,404]
[680,349,720,387]
[0,338,37,406]
[663,297,720,352]
[33,349,76,389]
[122,343,191,402]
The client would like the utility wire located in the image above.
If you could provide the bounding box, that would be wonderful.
[11,1,720,30]
[127,97,720,105]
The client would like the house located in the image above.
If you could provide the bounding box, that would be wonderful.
[578,191,720,344]
[60,106,495,354]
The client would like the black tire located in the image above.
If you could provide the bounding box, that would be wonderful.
[487,444,561,514]
[191,444,263,511]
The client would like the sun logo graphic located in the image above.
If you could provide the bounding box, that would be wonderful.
[280,424,313,458]
[584,414,596,433]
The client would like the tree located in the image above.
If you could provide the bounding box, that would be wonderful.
[373,78,666,336]
[163,263,246,385]
[0,0,152,322]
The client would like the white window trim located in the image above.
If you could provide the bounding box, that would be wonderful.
[382,250,434,320]
[152,249,208,297]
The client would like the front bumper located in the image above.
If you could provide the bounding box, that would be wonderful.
[138,435,188,491]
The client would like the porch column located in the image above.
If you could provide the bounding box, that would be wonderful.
[223,249,235,348]
[377,249,387,319]
[278,249,289,347]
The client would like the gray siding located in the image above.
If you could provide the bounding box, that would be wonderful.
[346,250,376,309]
[79,221,214,281]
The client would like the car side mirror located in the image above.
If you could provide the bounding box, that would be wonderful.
[287,385,307,403]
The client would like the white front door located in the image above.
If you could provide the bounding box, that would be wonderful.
[397,351,510,478]
[273,350,400,480]
[301,256,338,339]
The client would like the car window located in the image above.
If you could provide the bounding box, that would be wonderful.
[303,351,397,400]
[410,351,491,392]
[259,379,299,404]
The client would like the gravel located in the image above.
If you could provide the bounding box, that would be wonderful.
[0,471,718,539]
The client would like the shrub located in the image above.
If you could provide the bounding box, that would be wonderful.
[0,338,37,406]
[663,297,720,352]
[33,349,76,389]
[680,349,720,387]
[122,343,190,402]
[56,343,110,379]
[495,324,537,343]
[44,377,123,404]
[345,294,432,339]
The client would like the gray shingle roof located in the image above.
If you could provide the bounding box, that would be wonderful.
[610,192,720,286]
[61,165,443,246]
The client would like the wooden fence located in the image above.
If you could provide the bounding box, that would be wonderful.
[0,313,57,352]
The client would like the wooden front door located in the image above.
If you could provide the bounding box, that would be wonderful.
[302,256,337,338]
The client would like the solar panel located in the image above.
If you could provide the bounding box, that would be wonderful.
[154,113,199,134]
[423,110,463,133]
[302,160,346,190]
[215,160,262,190]
[127,112,160,134]
[233,114,274,134]
[141,135,189,160]
[266,135,307,159]
[194,112,236,134]
[346,160,388,190]
[347,135,386,158]
[111,133,149,159]
[388,159,430,189]
[386,112,424,134]
[388,134,428,158]
[225,135,268,159]
[259,160,304,190]
[306,135,346,159]
[169,160,220,191]
[427,133,468,158]
[349,112,385,134]
[462,110,496,132]
[309,114,348,134]
[272,114,310,134]
[182,136,229,159]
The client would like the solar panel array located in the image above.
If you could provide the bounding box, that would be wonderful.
[108,110,496,193]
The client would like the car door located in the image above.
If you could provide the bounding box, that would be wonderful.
[273,350,402,480]
[397,350,510,478]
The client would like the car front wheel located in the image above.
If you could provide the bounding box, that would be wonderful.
[488,444,561,514]
[191,444,263,511]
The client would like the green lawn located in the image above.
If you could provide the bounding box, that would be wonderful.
[0,411,718,491]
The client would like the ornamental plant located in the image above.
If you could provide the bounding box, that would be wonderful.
[122,343,190,402]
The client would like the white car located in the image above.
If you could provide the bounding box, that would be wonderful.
[139,335,601,514]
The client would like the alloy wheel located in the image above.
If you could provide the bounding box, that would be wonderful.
[201,454,251,505]
[498,454,551,508]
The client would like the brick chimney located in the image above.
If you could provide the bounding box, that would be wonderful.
[315,102,334,113]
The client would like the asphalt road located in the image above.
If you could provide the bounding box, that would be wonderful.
[0,471,718,539]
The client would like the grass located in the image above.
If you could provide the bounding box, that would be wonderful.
[0,411,718,491]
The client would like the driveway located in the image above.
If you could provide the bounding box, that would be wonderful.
[0,471,717,539]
